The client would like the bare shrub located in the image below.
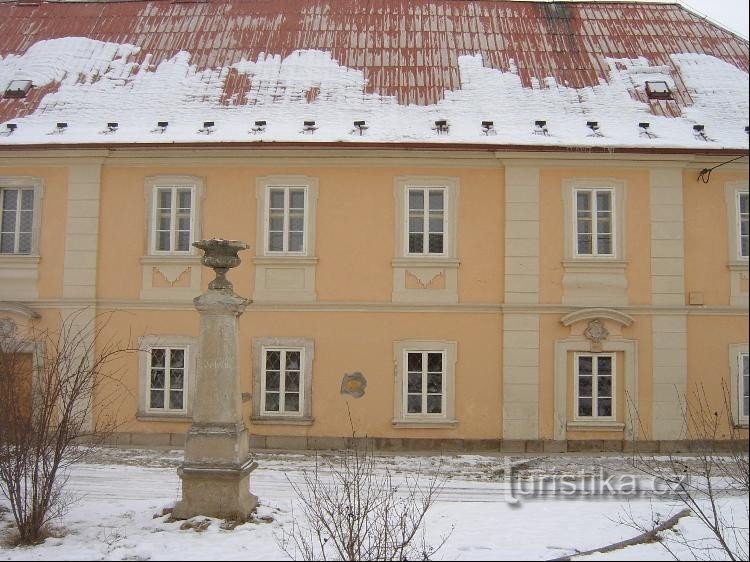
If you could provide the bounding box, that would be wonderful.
[624,385,749,561]
[278,431,450,560]
[0,309,131,544]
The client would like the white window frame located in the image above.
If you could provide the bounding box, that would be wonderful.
[0,176,44,257]
[392,339,457,427]
[144,176,204,257]
[573,188,615,258]
[264,185,308,255]
[404,186,448,257]
[737,191,748,260]
[137,335,197,419]
[729,344,749,427]
[402,349,447,417]
[260,346,306,417]
[251,336,314,424]
[573,352,616,421]
[145,345,189,415]
[1,187,35,254]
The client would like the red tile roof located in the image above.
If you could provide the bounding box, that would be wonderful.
[0,0,747,149]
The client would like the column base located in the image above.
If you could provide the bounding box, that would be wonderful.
[172,459,258,521]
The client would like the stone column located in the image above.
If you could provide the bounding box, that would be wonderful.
[173,239,258,520]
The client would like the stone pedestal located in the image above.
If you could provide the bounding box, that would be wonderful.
[173,239,257,520]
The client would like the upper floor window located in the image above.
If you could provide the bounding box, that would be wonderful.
[152,185,194,253]
[266,186,307,254]
[1,187,34,254]
[144,176,203,257]
[575,189,614,257]
[575,353,614,419]
[738,191,748,259]
[407,187,446,255]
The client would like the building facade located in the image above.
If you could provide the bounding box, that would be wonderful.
[0,0,748,451]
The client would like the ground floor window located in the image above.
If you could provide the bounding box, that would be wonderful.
[575,353,614,419]
[261,348,303,415]
[147,346,187,413]
[740,352,749,421]
[405,350,444,415]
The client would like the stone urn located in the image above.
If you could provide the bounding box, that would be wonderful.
[193,238,249,291]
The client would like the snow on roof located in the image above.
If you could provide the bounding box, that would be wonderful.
[0,0,747,150]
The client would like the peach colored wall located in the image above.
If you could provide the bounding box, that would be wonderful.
[95,308,502,440]
[687,315,750,437]
[683,169,747,306]
[539,168,651,305]
[98,165,504,303]
[1,166,67,299]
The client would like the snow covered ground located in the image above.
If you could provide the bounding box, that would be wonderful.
[0,447,747,561]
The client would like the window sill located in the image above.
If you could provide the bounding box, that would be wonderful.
[392,257,459,268]
[137,413,192,422]
[0,254,41,266]
[727,261,748,271]
[567,420,624,431]
[251,416,314,426]
[140,254,201,265]
[253,256,319,266]
[392,418,458,429]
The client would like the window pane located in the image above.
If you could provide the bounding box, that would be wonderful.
[409,216,423,233]
[158,216,170,231]
[169,349,185,369]
[428,233,443,253]
[598,376,612,398]
[176,231,190,251]
[407,394,422,413]
[284,393,300,412]
[427,353,442,372]
[578,356,592,375]
[577,234,592,255]
[285,371,300,392]
[407,372,422,393]
[576,191,590,211]
[578,397,592,417]
[266,351,281,370]
[578,375,592,397]
[597,235,612,255]
[596,191,611,211]
[18,233,31,254]
[269,189,285,209]
[19,210,32,232]
[428,214,443,233]
[268,232,284,251]
[289,214,304,232]
[150,389,164,409]
[157,231,170,251]
[597,356,612,375]
[288,232,303,252]
[2,190,17,210]
[597,215,611,235]
[2,210,15,232]
[427,373,442,393]
[407,353,422,372]
[597,398,612,417]
[740,193,749,213]
[157,189,171,209]
[429,190,444,210]
[269,215,283,231]
[151,348,166,367]
[150,369,165,389]
[265,392,280,412]
[169,391,184,410]
[289,189,305,209]
[170,370,184,390]
[177,215,190,231]
[0,233,13,253]
[286,351,301,370]
[577,217,592,234]
[266,371,280,391]
[178,189,191,209]
[408,233,423,253]
[21,190,34,210]
[408,190,424,211]
[426,394,442,414]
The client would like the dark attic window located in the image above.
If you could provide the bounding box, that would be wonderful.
[4,80,33,99]
[645,81,673,100]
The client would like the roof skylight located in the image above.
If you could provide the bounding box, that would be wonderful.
[3,79,32,99]
[645,81,673,100]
